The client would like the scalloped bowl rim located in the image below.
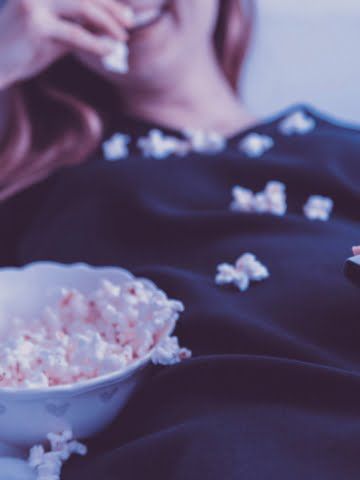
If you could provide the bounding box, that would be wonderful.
[0,262,177,399]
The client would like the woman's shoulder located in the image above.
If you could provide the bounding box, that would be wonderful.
[276,103,360,139]
[237,104,360,145]
[234,103,360,162]
[259,103,360,157]
[300,104,360,136]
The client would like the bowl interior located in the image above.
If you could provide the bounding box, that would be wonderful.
[0,262,177,396]
[0,262,137,335]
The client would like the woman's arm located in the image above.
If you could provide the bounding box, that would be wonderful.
[0,0,134,90]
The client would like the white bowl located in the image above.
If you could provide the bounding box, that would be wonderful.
[0,262,178,450]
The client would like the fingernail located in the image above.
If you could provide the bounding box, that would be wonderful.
[123,7,135,25]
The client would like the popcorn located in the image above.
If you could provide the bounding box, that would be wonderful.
[230,181,287,216]
[216,263,250,292]
[183,129,226,154]
[235,253,269,281]
[238,133,274,158]
[23,372,49,389]
[29,445,45,469]
[0,278,186,389]
[28,430,87,480]
[279,110,316,135]
[230,186,254,213]
[216,253,269,292]
[255,181,287,216]
[102,38,129,74]
[37,453,62,479]
[303,195,333,221]
[47,430,73,453]
[137,129,188,159]
[103,128,227,160]
[137,127,227,159]
[151,336,192,366]
[103,133,131,161]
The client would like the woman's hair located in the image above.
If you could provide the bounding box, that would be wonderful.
[0,0,254,201]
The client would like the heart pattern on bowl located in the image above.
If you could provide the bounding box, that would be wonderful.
[100,386,119,402]
[45,402,70,417]
[0,404,6,415]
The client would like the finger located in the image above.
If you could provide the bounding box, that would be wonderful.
[95,0,135,28]
[48,19,114,56]
[352,246,360,256]
[73,3,129,41]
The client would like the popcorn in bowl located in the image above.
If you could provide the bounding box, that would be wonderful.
[0,278,189,390]
[0,262,191,451]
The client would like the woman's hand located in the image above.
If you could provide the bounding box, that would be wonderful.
[353,246,360,256]
[0,0,134,89]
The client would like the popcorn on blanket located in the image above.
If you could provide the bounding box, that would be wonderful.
[303,195,333,221]
[231,181,287,216]
[238,133,274,158]
[28,430,87,480]
[216,253,269,292]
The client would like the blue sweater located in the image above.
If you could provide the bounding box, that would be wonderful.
[1,105,360,479]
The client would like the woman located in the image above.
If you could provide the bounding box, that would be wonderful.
[0,1,360,479]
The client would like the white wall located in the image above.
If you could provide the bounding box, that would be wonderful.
[242,0,360,125]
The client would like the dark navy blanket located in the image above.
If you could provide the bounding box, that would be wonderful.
[1,105,360,479]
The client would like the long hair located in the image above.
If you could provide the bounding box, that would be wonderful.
[0,0,254,201]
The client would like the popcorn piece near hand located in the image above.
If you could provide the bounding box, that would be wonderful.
[216,253,269,292]
[138,129,186,159]
[239,133,274,158]
[151,336,192,366]
[103,133,131,161]
[279,110,316,135]
[303,195,333,221]
[102,38,129,74]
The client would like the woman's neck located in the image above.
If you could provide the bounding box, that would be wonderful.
[119,49,257,137]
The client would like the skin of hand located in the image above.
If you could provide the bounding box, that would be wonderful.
[0,0,134,89]
[353,246,360,256]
